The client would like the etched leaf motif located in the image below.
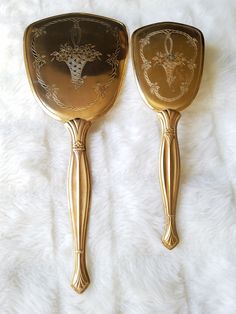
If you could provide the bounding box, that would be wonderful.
[33,54,46,69]
[106,52,119,68]
[139,37,150,46]
[142,60,151,71]
[150,82,159,95]
[32,27,46,38]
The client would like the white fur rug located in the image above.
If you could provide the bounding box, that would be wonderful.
[1,0,236,313]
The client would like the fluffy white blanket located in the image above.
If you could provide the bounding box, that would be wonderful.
[1,0,236,313]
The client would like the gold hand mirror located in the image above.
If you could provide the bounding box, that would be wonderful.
[24,13,128,293]
[132,22,204,249]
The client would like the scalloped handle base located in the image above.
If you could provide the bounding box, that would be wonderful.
[162,215,179,250]
[71,253,90,294]
[71,274,90,294]
[162,235,179,250]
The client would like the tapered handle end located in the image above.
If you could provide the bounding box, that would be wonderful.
[71,252,90,294]
[71,273,90,294]
[162,215,179,250]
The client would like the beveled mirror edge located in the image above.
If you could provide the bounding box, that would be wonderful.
[23,12,129,123]
[131,21,205,112]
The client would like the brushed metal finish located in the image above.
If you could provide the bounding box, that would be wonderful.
[24,13,128,292]
[132,22,204,249]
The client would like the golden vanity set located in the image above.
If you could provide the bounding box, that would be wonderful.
[24,13,204,293]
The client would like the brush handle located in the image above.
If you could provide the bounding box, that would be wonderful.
[157,110,181,250]
[65,119,91,293]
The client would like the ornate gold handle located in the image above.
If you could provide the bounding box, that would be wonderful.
[65,119,91,293]
[157,110,181,250]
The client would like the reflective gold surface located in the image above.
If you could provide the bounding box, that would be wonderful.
[24,13,128,292]
[132,22,204,249]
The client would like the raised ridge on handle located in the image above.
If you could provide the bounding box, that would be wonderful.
[65,119,91,293]
[158,110,181,250]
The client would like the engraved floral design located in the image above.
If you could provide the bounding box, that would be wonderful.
[152,48,195,88]
[51,43,102,88]
[139,29,198,102]
[50,19,102,89]
[30,17,120,111]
